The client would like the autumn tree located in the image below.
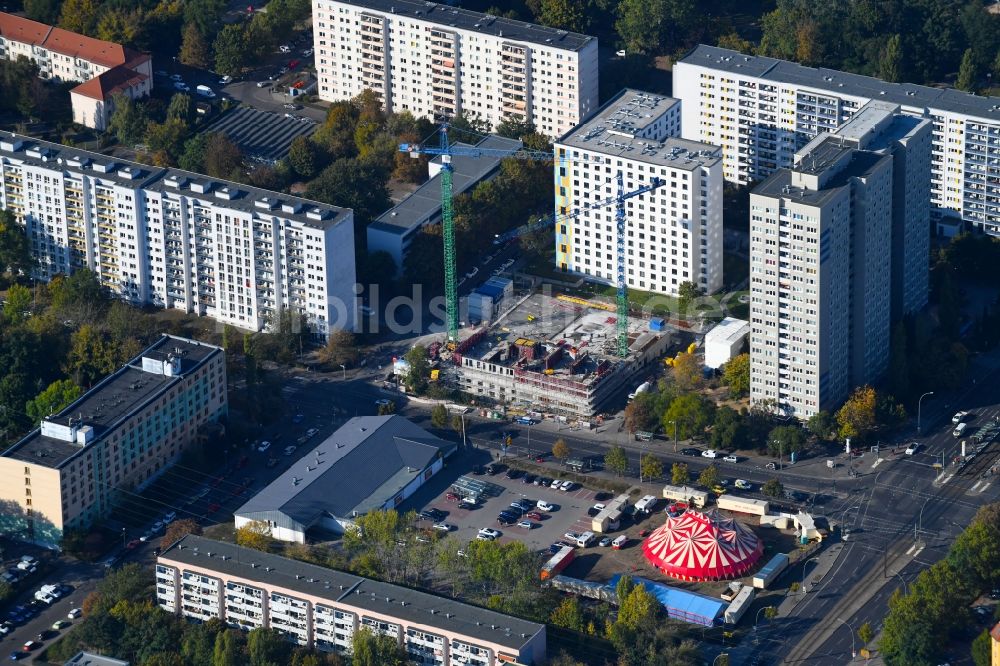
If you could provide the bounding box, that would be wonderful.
[671,462,689,486]
[536,0,587,32]
[403,345,430,395]
[107,94,149,147]
[722,353,750,398]
[351,627,407,666]
[59,0,101,35]
[698,464,720,489]
[662,393,715,441]
[213,23,248,77]
[163,518,202,547]
[235,520,272,551]
[624,393,657,434]
[0,209,32,279]
[203,133,244,180]
[672,351,703,391]
[761,478,783,498]
[836,385,878,441]
[288,136,322,180]
[640,453,663,482]
[604,444,629,477]
[549,596,585,631]
[179,22,211,68]
[2,284,31,322]
[552,438,571,464]
[317,329,358,368]
[431,404,449,428]
[767,425,805,458]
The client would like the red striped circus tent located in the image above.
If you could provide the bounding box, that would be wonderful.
[642,509,764,582]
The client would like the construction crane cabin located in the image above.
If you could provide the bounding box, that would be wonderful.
[400,124,665,357]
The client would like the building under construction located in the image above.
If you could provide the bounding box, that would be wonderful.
[453,292,671,417]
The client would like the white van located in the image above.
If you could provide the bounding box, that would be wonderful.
[195,84,216,98]
[576,531,596,548]
[953,422,968,438]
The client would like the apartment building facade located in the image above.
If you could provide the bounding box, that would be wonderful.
[0,336,226,547]
[157,535,546,666]
[674,44,1000,235]
[749,136,893,418]
[0,131,357,337]
[553,89,723,297]
[312,0,598,137]
[0,11,152,130]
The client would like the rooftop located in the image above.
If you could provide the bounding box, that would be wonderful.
[1,336,222,469]
[0,131,351,230]
[370,135,521,235]
[70,65,148,101]
[329,0,594,51]
[203,106,318,165]
[679,44,1000,122]
[753,144,890,207]
[235,416,456,527]
[557,89,718,169]
[160,535,544,650]
[705,317,749,344]
[0,11,133,69]
[65,653,130,666]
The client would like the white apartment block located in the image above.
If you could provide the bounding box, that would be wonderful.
[674,44,1000,235]
[157,535,546,666]
[0,12,152,130]
[0,336,226,548]
[749,135,894,418]
[312,0,599,137]
[553,89,723,297]
[0,131,357,337]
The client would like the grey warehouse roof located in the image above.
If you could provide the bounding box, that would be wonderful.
[2,335,222,469]
[680,44,1000,122]
[0,130,351,230]
[235,416,456,527]
[65,653,131,666]
[370,135,521,235]
[337,0,594,51]
[161,535,544,650]
[557,89,719,169]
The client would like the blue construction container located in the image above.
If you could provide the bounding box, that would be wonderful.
[649,318,665,332]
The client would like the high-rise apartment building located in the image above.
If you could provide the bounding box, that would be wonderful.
[157,535,546,665]
[553,89,723,296]
[0,336,226,547]
[0,131,356,337]
[312,0,599,137]
[0,11,152,130]
[674,44,1000,235]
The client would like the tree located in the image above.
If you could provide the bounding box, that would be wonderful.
[672,351,703,391]
[858,621,874,647]
[404,345,430,395]
[552,438,570,464]
[166,93,194,124]
[212,629,245,666]
[246,627,290,666]
[957,48,978,92]
[184,0,226,40]
[107,94,149,146]
[640,453,663,482]
[0,209,32,278]
[711,406,746,450]
[717,32,753,53]
[662,394,715,440]
[431,404,449,428]
[973,629,991,666]
[145,118,189,163]
[317,329,359,368]
[671,462,689,486]
[807,411,836,440]
[306,157,391,227]
[235,520,272,551]
[698,464,720,489]
[767,425,805,457]
[25,379,81,424]
[351,627,407,666]
[836,385,878,441]
[288,136,321,179]
[3,283,32,323]
[213,24,248,77]
[879,34,903,83]
[203,133,244,180]
[615,0,694,55]
[179,22,211,68]
[58,0,101,35]
[179,134,209,172]
[65,325,118,386]
[605,445,629,477]
[615,583,659,631]
[722,353,750,398]
[376,401,396,416]
[624,393,657,434]
[24,0,61,23]
[537,0,587,32]
[163,518,202,546]
[676,281,702,314]
[549,596,585,631]
[761,478,783,498]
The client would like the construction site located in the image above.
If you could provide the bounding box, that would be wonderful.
[449,291,672,418]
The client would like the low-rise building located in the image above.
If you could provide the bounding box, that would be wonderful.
[0,11,152,130]
[157,534,546,665]
[234,416,456,543]
[704,317,749,370]
[65,653,130,666]
[0,335,226,548]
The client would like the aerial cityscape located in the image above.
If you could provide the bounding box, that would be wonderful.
[0,0,999,664]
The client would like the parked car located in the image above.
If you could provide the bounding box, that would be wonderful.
[218,75,232,84]
[550,478,562,489]
[905,443,921,455]
[207,503,221,513]
[563,531,580,541]
[723,454,739,463]
[599,536,613,547]
[21,642,39,652]
[680,448,701,457]
[283,445,297,456]
[10,652,26,661]
[953,411,969,424]
[256,80,271,88]
[701,449,719,458]
[445,492,460,502]
[536,500,555,512]
[734,479,753,490]
[420,509,445,521]
[559,480,575,492]
[432,522,453,532]
[305,428,318,438]
[522,473,537,484]
[526,511,543,520]
[51,620,69,630]
[505,468,523,480]
[258,441,272,452]
[0,623,10,636]
[279,44,292,53]
[458,498,478,509]
[478,528,500,539]
[516,520,534,529]
[67,608,83,620]
[765,462,777,470]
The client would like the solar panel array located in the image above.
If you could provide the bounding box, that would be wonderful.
[203,106,318,165]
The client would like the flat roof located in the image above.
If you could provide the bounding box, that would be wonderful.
[753,146,890,207]
[161,535,544,650]
[705,317,749,344]
[2,336,222,469]
[557,89,718,169]
[203,106,317,164]
[679,44,1000,122]
[65,653,130,666]
[235,416,456,526]
[0,131,351,231]
[328,0,594,51]
[370,135,521,235]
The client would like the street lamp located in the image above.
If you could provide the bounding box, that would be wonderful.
[916,496,932,544]
[917,391,934,435]
[772,439,783,470]
[753,606,775,633]
[894,571,909,595]
[668,419,678,453]
[836,617,856,658]
[460,412,467,449]
[802,556,819,593]
[712,654,729,666]
[121,527,127,549]
[339,364,346,380]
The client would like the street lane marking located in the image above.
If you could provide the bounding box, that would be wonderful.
[972,480,985,492]
[977,482,992,494]
[913,545,925,558]
[871,458,883,469]
[905,544,916,555]
[935,472,954,486]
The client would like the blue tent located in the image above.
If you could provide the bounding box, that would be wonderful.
[609,574,726,627]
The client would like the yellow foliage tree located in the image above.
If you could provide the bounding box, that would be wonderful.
[836,385,878,441]
[235,520,272,552]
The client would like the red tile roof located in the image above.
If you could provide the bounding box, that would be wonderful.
[0,11,135,68]
[70,66,148,101]
[0,12,52,46]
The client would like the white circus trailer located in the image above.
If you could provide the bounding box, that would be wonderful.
[752,553,789,589]
[717,496,770,517]
[661,485,709,508]
[724,585,756,624]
